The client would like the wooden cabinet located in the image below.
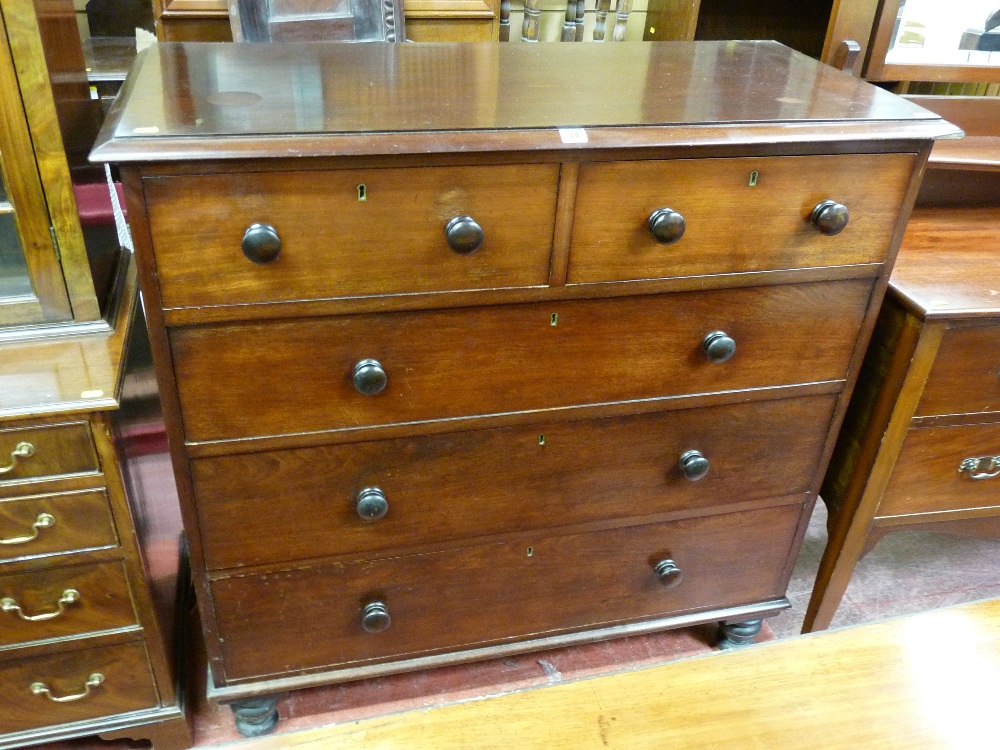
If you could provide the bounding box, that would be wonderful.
[805,206,1000,631]
[92,39,956,736]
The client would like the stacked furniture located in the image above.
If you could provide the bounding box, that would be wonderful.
[92,40,957,735]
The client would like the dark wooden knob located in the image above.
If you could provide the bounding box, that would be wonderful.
[647,208,686,245]
[361,601,391,633]
[679,450,709,481]
[356,487,388,521]
[702,331,736,364]
[241,223,281,263]
[654,559,683,589]
[445,216,484,254]
[353,359,387,396]
[810,200,849,236]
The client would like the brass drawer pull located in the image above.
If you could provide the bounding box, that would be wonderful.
[2,588,80,621]
[0,512,55,545]
[0,442,35,475]
[30,672,104,703]
[959,456,1000,480]
[653,558,683,589]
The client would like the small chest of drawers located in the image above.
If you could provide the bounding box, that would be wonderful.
[807,207,1000,631]
[93,39,957,735]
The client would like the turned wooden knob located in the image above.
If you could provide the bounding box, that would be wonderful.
[702,331,736,364]
[241,223,281,263]
[810,200,849,236]
[356,487,389,521]
[361,601,391,633]
[679,450,710,481]
[353,359,387,396]
[654,559,683,589]
[647,208,686,245]
[445,216,484,254]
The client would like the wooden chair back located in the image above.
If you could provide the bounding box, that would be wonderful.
[500,0,632,42]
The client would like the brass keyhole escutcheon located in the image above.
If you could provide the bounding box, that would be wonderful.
[748,170,759,187]
[357,184,367,201]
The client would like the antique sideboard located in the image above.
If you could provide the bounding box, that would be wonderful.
[91,40,958,735]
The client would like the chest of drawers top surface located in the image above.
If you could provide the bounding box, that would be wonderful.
[92,41,958,163]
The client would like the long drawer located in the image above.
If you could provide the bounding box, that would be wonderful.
[915,325,1000,418]
[0,641,158,734]
[878,421,1000,518]
[568,153,914,284]
[143,164,560,309]
[192,394,836,570]
[0,561,137,648]
[171,279,872,442]
[0,490,118,563]
[210,504,802,681]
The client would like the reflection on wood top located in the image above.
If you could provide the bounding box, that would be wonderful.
[91,41,961,162]
[0,257,137,420]
[243,597,1000,749]
[891,207,1000,320]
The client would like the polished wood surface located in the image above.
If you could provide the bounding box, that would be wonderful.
[211,504,801,682]
[0,490,117,562]
[0,423,99,487]
[91,41,957,163]
[0,641,157,734]
[0,561,137,647]
[916,325,1000,418]
[243,597,1000,749]
[568,154,913,284]
[171,280,871,444]
[143,165,559,309]
[193,395,836,570]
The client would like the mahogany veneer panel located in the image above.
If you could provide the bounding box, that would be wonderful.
[0,423,99,487]
[568,154,914,284]
[172,280,871,443]
[915,326,1000,418]
[0,490,117,562]
[211,504,802,681]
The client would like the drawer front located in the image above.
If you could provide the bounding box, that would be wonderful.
[879,421,1000,518]
[143,165,559,309]
[0,490,118,562]
[211,504,802,680]
[172,279,872,442]
[0,641,158,733]
[0,561,137,647]
[193,394,836,570]
[915,325,1000,418]
[568,153,914,284]
[0,423,99,488]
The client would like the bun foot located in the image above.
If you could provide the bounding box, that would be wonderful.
[231,695,281,737]
[716,619,763,650]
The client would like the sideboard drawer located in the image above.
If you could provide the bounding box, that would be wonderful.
[915,325,1000,418]
[0,561,137,647]
[0,490,117,562]
[0,423,99,487]
[143,164,559,309]
[568,153,914,284]
[193,394,836,570]
[878,421,1000,518]
[211,503,802,681]
[0,641,158,734]
[172,279,872,442]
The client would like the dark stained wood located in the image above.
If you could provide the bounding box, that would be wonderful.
[0,641,158,734]
[0,490,117,563]
[0,560,137,647]
[915,326,1000,418]
[210,504,802,681]
[192,395,836,570]
[171,280,872,444]
[0,423,99,490]
[143,165,558,308]
[568,154,914,284]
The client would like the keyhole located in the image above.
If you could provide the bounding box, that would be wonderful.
[550,313,558,326]
[526,547,534,557]
[538,434,546,446]
[748,171,758,187]
[357,184,367,201]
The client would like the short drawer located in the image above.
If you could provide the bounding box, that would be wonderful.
[567,153,914,284]
[878,421,1000,518]
[0,490,118,563]
[143,164,559,309]
[915,325,1000,418]
[0,422,99,487]
[172,278,872,442]
[193,394,836,570]
[0,641,158,734]
[0,561,137,647]
[211,503,802,680]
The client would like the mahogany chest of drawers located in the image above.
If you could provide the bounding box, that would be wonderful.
[92,40,957,735]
